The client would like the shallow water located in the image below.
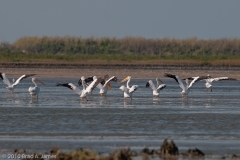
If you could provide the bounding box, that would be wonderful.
[0,77,240,156]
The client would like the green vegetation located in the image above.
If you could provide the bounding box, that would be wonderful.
[1,36,240,66]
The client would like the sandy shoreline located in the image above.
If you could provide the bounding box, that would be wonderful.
[1,66,240,79]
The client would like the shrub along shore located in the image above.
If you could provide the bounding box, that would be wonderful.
[1,36,240,66]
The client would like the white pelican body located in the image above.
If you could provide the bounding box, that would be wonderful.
[204,74,237,92]
[119,76,138,100]
[165,73,204,97]
[57,76,100,101]
[146,78,166,96]
[29,78,45,99]
[0,73,35,92]
[98,76,117,96]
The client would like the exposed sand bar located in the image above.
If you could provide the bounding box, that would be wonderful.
[0,63,240,78]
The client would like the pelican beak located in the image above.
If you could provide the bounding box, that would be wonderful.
[35,79,45,85]
[118,77,129,84]
[108,83,112,90]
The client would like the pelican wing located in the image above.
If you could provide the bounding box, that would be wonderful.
[0,73,3,80]
[85,79,99,93]
[129,85,138,93]
[78,76,94,86]
[157,84,167,91]
[164,73,185,90]
[1,73,12,86]
[56,83,82,95]
[187,76,206,89]
[213,77,237,81]
[12,74,36,87]
[146,80,156,90]
[103,76,117,88]
[119,85,129,93]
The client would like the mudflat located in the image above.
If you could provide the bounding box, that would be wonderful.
[1,65,240,79]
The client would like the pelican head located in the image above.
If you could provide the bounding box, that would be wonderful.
[118,76,131,84]
[185,79,191,86]
[107,83,112,90]
[80,76,89,86]
[207,74,211,78]
[93,76,97,80]
[156,77,163,83]
[32,78,45,85]
[81,76,85,81]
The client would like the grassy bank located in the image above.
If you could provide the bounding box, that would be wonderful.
[1,53,240,66]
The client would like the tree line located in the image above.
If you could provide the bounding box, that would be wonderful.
[1,36,240,56]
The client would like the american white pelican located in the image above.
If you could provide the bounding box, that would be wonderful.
[57,76,99,101]
[28,78,45,99]
[78,75,114,95]
[146,78,166,97]
[0,73,36,92]
[204,74,237,92]
[118,76,138,100]
[97,76,117,96]
[164,73,204,97]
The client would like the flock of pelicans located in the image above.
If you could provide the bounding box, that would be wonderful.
[0,72,238,100]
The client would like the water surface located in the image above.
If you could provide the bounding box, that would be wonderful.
[0,78,239,156]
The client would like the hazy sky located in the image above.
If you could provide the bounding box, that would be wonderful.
[1,1,240,43]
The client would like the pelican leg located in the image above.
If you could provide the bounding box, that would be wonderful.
[210,87,212,92]
[86,97,88,101]
[124,97,126,101]
[206,88,208,92]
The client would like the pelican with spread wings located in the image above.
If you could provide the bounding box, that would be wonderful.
[0,73,35,92]
[57,76,100,101]
[165,73,205,97]
[78,75,117,96]
[146,78,166,97]
[204,74,237,92]
[118,76,138,100]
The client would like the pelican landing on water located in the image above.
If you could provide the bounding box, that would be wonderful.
[165,73,205,98]
[57,76,101,101]
[78,75,117,96]
[29,78,45,99]
[0,73,35,93]
[146,78,166,97]
[204,74,237,92]
[118,76,138,100]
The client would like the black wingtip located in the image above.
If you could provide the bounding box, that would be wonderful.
[146,82,150,88]
[0,73,3,80]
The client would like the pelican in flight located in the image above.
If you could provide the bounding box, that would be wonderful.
[204,74,237,92]
[0,73,35,92]
[146,78,166,97]
[119,76,138,100]
[29,78,45,99]
[57,76,100,101]
[164,73,204,97]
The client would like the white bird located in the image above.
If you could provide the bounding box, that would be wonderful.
[97,76,118,96]
[146,78,166,97]
[28,78,45,99]
[0,73,35,92]
[118,76,138,100]
[57,76,100,101]
[204,74,237,92]
[78,75,110,95]
[164,73,204,97]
